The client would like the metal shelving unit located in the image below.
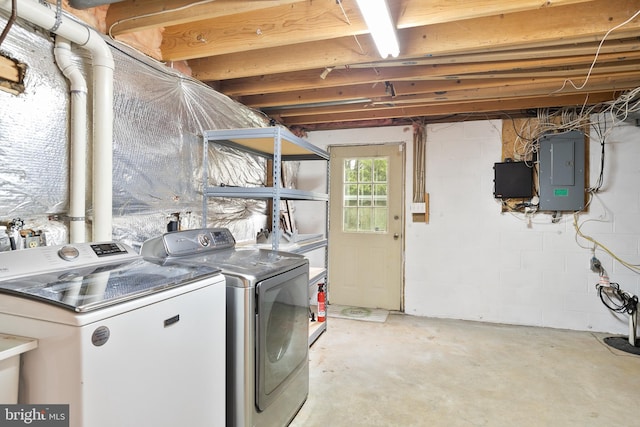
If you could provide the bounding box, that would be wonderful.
[202,127,329,345]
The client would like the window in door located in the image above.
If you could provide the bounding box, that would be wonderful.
[343,157,389,233]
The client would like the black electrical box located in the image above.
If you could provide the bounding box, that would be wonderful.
[493,161,533,199]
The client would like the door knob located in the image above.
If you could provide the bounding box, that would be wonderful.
[393,233,399,240]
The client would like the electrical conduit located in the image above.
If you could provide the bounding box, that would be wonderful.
[0,0,114,242]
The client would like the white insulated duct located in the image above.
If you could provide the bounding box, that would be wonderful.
[0,0,114,242]
[54,36,87,243]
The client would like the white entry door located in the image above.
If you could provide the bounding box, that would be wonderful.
[328,143,404,311]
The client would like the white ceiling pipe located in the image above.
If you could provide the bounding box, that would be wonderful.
[0,0,114,242]
[54,36,87,244]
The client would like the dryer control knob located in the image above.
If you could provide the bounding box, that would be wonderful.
[198,233,211,247]
[58,245,80,261]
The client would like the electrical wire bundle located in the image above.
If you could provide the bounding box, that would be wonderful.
[592,256,638,316]
[596,281,638,316]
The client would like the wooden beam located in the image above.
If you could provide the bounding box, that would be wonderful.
[108,0,597,36]
[392,0,600,29]
[189,35,379,80]
[188,0,640,78]
[0,55,20,82]
[240,69,640,109]
[418,61,640,82]
[106,0,306,36]
[160,0,367,61]
[278,92,619,125]
[242,84,389,108]
[0,54,25,96]
[261,77,638,118]
[390,71,640,97]
[158,0,602,60]
[221,48,640,96]
[374,75,640,105]
[254,81,635,118]
[399,1,640,57]
[346,38,640,68]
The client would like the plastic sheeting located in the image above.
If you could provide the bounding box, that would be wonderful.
[0,11,282,248]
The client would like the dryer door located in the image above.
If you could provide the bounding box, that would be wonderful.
[255,264,309,411]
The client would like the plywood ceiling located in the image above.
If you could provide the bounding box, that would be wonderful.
[105,0,640,130]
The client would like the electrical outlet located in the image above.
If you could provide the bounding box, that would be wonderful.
[25,234,46,249]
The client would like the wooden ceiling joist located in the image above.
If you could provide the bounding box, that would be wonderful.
[277,92,620,125]
[100,0,640,129]
[108,0,598,40]
[221,47,640,97]
[106,0,306,36]
[240,70,640,110]
[261,79,637,119]
[189,0,640,80]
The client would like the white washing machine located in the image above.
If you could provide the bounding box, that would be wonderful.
[0,241,226,427]
[141,228,309,427]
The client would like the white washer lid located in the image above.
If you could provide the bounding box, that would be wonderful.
[0,258,221,312]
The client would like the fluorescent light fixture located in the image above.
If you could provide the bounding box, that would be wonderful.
[355,0,400,58]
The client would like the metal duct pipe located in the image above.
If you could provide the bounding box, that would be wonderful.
[54,36,87,243]
[0,0,114,242]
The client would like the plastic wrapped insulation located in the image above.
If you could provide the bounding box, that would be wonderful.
[0,11,280,247]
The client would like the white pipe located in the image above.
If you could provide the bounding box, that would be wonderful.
[91,50,114,243]
[54,36,87,243]
[629,301,638,347]
[0,0,114,242]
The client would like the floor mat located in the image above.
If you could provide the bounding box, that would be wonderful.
[327,304,389,323]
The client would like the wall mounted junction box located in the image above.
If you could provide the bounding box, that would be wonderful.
[493,161,533,199]
[538,130,585,211]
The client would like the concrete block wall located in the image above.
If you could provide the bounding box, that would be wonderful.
[304,117,640,334]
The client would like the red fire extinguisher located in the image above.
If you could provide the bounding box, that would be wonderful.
[317,283,326,322]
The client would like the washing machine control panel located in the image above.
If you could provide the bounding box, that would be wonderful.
[160,228,236,257]
[90,242,130,257]
[0,241,139,280]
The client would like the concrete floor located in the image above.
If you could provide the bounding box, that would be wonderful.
[291,313,640,427]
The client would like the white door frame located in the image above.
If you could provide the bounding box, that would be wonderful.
[327,142,405,311]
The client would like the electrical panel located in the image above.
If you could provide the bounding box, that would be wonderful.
[493,161,533,199]
[538,130,585,211]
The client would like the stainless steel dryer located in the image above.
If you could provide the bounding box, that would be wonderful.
[141,228,309,427]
